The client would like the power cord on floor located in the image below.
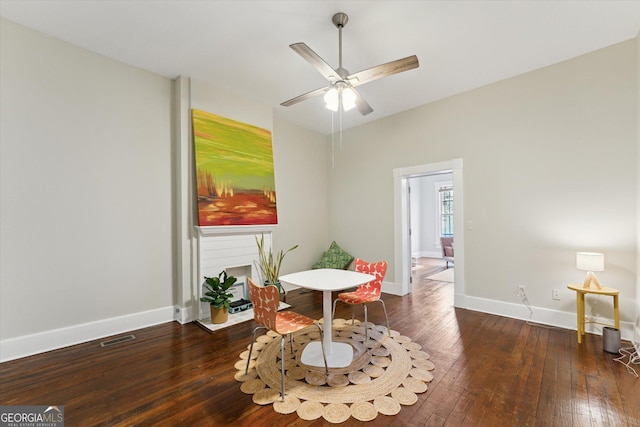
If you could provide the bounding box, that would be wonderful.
[514,290,635,370]
[584,295,600,324]
[516,289,574,331]
[517,288,534,321]
[613,346,640,378]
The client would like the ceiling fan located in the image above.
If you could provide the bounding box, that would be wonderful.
[281,12,419,115]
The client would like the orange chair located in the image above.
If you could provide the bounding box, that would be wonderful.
[332,259,389,344]
[244,277,328,401]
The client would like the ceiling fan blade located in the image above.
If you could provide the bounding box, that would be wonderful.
[347,55,419,87]
[280,86,329,107]
[290,42,342,82]
[351,87,374,115]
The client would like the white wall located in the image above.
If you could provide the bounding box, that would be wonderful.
[0,19,332,360]
[635,30,640,350]
[329,40,637,337]
[0,19,174,359]
[0,19,331,360]
[271,116,330,275]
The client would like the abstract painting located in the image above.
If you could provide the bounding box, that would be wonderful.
[192,109,278,226]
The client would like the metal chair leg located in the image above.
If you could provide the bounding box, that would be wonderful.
[378,299,391,336]
[363,303,368,344]
[245,325,267,375]
[280,335,286,401]
[333,298,356,324]
[334,296,389,341]
[314,323,329,375]
[289,333,294,356]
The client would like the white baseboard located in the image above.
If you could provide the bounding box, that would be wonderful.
[382,280,404,296]
[462,295,635,341]
[175,305,194,324]
[3,295,634,362]
[412,251,442,259]
[0,306,177,362]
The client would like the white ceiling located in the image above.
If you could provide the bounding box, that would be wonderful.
[1,1,639,135]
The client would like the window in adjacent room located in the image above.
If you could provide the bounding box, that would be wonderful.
[439,185,453,237]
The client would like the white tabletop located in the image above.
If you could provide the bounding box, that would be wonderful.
[279,268,374,292]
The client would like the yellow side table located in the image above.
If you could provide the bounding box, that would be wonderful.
[567,284,619,344]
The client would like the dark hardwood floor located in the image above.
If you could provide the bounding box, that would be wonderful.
[1,258,638,426]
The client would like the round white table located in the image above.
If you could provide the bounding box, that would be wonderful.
[279,268,375,368]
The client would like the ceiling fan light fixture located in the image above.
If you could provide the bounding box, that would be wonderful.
[281,12,418,117]
[341,87,356,111]
[324,87,339,111]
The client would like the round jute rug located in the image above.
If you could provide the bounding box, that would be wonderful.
[235,318,434,423]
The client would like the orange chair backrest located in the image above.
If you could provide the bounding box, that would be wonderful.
[248,277,279,331]
[354,258,388,296]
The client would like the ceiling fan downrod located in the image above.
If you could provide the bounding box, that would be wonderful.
[332,12,349,78]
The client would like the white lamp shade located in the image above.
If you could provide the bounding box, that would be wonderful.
[341,87,356,111]
[576,252,604,272]
[324,88,339,111]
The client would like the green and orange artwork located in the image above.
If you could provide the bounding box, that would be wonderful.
[192,109,277,226]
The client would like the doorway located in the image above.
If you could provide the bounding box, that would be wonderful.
[409,173,453,257]
[393,159,465,308]
[409,173,453,281]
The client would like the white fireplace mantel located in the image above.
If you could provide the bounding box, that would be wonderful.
[195,225,277,237]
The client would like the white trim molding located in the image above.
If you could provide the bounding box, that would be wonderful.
[393,158,464,302]
[463,295,635,342]
[0,306,176,362]
[175,305,194,324]
[381,280,403,296]
[195,225,277,236]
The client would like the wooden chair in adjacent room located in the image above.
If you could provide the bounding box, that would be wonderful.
[332,258,389,344]
[244,277,328,401]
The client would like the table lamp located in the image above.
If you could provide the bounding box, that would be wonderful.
[576,252,604,289]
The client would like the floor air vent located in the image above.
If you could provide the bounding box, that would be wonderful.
[100,334,136,347]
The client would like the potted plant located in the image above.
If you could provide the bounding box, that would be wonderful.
[200,271,237,324]
[255,233,298,302]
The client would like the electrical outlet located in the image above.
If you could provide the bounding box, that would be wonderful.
[552,289,560,300]
[517,285,526,297]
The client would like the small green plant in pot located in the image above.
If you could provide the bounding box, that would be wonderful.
[255,233,298,302]
[200,271,237,324]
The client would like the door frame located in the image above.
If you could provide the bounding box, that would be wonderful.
[393,158,465,307]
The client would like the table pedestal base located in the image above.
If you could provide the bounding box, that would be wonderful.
[301,341,353,368]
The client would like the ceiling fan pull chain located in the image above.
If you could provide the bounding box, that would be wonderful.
[331,111,335,168]
[339,105,343,151]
